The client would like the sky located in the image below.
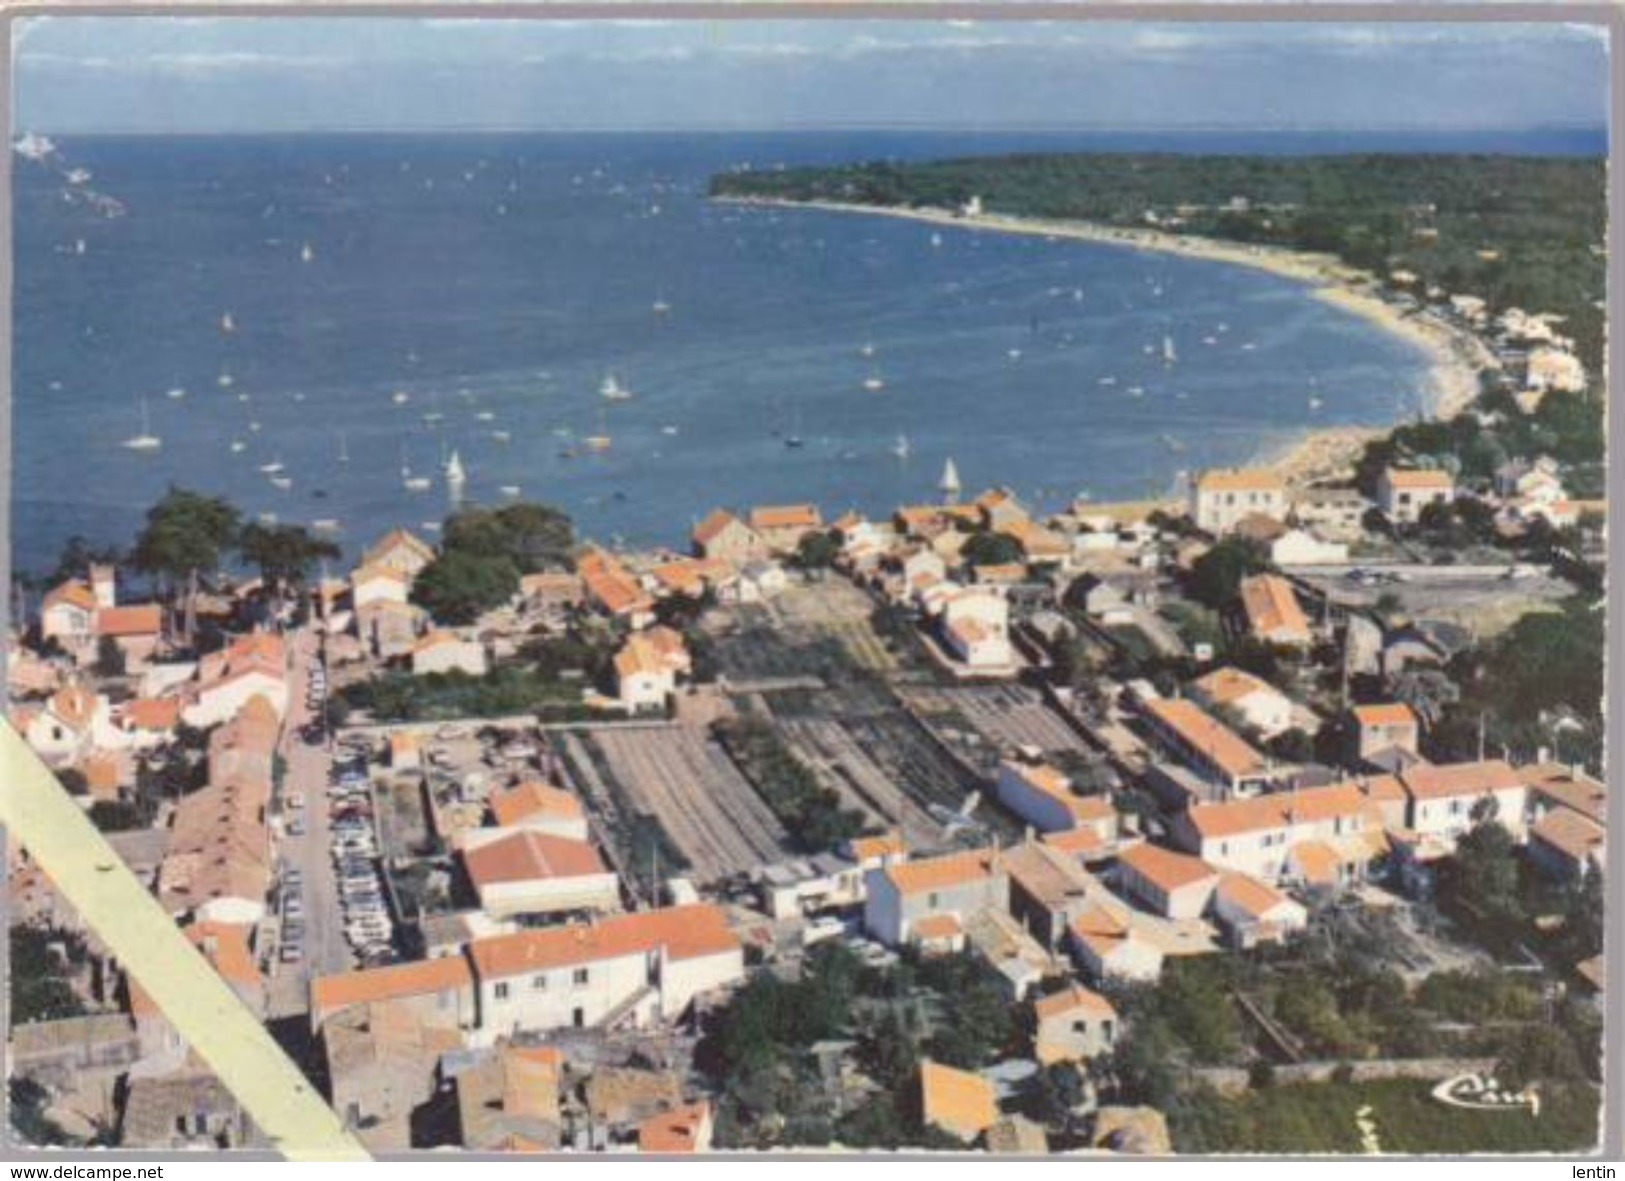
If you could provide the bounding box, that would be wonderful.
[10,17,1612,134]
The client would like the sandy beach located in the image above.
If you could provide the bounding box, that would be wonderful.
[720,196,1495,489]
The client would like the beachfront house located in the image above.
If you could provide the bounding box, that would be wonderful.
[1376,468,1454,526]
[1188,469,1288,536]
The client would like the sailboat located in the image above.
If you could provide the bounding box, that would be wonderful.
[859,341,876,359]
[600,373,632,401]
[783,405,805,450]
[220,312,236,334]
[300,242,315,264]
[337,432,349,463]
[652,295,672,315]
[1162,335,1178,365]
[122,399,161,451]
[259,456,285,475]
[863,375,886,392]
[445,449,467,487]
[891,434,911,460]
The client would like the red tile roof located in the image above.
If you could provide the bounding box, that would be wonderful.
[467,904,738,982]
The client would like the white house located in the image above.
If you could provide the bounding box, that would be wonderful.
[1376,468,1454,526]
[939,587,1013,672]
[485,781,591,842]
[464,904,744,1044]
[1189,469,1288,535]
[1398,760,1528,853]
[1211,872,1308,949]
[181,633,288,729]
[351,563,412,609]
[863,848,1007,949]
[461,830,621,919]
[40,580,97,645]
[612,627,689,712]
[411,632,489,677]
[1187,667,1297,741]
[1113,843,1219,920]
[1167,781,1380,887]
[1033,984,1119,1065]
[1065,898,1164,984]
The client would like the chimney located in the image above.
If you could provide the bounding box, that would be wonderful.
[89,564,116,610]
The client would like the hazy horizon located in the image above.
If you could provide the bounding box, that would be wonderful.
[12,18,1610,136]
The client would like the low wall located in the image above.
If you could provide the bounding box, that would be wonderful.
[1194,1056,1498,1097]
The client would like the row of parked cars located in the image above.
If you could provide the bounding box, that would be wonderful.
[329,758,395,968]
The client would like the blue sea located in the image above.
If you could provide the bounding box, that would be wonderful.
[10,128,1605,573]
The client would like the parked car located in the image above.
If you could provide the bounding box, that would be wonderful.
[279,943,303,964]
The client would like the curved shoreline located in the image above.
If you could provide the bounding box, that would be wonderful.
[717,195,1494,488]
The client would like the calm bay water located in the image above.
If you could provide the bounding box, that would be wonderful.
[11,128,1603,572]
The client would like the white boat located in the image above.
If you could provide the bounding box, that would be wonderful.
[73,239,86,256]
[421,411,444,424]
[229,440,247,453]
[652,297,672,315]
[391,391,411,405]
[269,475,293,491]
[166,387,186,400]
[1308,396,1324,410]
[660,425,679,436]
[891,434,911,460]
[1162,335,1177,365]
[218,372,234,388]
[220,312,236,334]
[600,373,632,401]
[259,458,284,474]
[301,242,315,263]
[337,432,349,463]
[121,399,162,451]
[930,232,943,248]
[475,410,495,422]
[237,393,251,403]
[312,518,340,532]
[1007,348,1022,360]
[584,409,612,452]
[248,421,262,432]
[500,484,522,498]
[1098,376,1117,387]
[13,132,56,161]
[863,376,885,392]
[403,474,432,492]
[491,430,511,443]
[256,512,278,526]
[1202,336,1218,346]
[859,342,876,358]
[445,450,466,485]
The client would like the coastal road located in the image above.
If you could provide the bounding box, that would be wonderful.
[268,628,350,1018]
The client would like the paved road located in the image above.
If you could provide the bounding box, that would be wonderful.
[267,629,349,1019]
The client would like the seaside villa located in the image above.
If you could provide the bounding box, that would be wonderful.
[1188,469,1288,536]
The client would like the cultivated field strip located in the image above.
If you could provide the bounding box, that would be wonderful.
[587,727,791,881]
[774,716,944,850]
[903,683,1093,756]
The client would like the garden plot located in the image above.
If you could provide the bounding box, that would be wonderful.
[580,726,791,883]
